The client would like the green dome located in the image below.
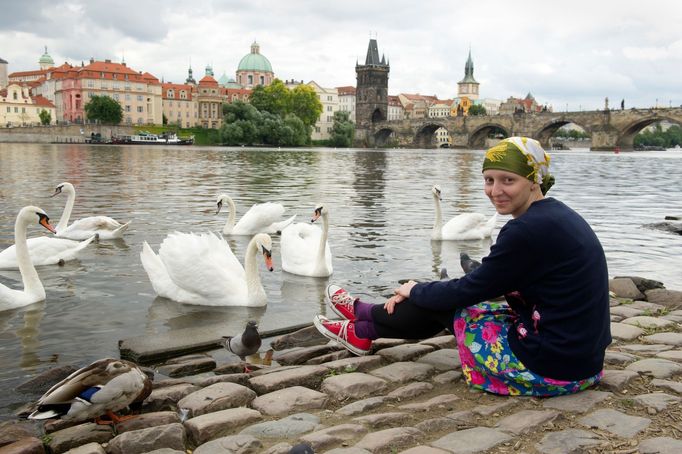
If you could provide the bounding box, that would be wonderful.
[237,41,273,73]
[39,46,54,65]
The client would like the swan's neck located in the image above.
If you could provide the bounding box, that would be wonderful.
[56,187,75,232]
[15,218,44,299]
[222,198,236,234]
[243,240,265,303]
[433,194,443,237]
[314,213,330,274]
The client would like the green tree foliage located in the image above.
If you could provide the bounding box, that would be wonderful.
[553,128,590,139]
[290,84,323,128]
[468,104,487,116]
[84,95,123,124]
[38,109,51,125]
[634,123,682,148]
[219,100,309,146]
[221,80,322,146]
[329,111,355,147]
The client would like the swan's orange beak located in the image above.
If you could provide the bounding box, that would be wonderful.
[311,208,321,223]
[38,215,57,234]
[262,247,273,271]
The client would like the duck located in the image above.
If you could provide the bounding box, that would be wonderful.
[52,182,131,240]
[216,194,295,235]
[0,206,56,312]
[431,185,497,241]
[280,205,333,277]
[140,232,274,306]
[28,358,152,424]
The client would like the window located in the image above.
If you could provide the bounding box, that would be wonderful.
[315,126,320,133]
[137,117,143,124]
[328,96,332,101]
[113,94,119,101]
[125,105,131,112]
[87,80,94,88]
[137,95,143,101]
[6,107,9,112]
[248,75,253,85]
[137,106,143,112]
[168,90,174,98]
[259,75,264,85]
[14,107,18,112]
[180,90,186,99]
[125,94,130,101]
[327,116,332,122]
[327,106,332,111]
[327,127,332,133]
[21,107,25,113]
[13,92,17,100]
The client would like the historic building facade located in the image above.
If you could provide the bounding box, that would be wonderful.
[336,86,356,123]
[0,57,7,88]
[457,49,479,101]
[236,42,274,89]
[161,82,197,128]
[1,83,55,126]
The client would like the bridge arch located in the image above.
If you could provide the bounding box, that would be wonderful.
[373,127,397,147]
[533,118,591,149]
[468,123,510,149]
[618,115,682,150]
[414,122,448,148]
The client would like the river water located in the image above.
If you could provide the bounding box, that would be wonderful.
[0,143,681,418]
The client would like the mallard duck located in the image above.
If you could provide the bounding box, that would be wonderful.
[28,358,152,424]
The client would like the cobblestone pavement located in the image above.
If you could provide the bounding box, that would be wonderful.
[2,278,682,453]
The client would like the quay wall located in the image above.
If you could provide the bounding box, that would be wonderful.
[0,125,135,144]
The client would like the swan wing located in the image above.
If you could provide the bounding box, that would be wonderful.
[0,284,35,311]
[281,223,322,274]
[58,216,130,240]
[233,203,285,235]
[0,236,95,269]
[266,214,297,234]
[441,213,488,239]
[157,232,245,302]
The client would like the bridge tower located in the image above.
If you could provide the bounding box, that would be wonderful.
[355,38,389,145]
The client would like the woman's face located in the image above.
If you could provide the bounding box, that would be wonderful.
[483,169,539,218]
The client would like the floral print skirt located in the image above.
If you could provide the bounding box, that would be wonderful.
[453,302,603,396]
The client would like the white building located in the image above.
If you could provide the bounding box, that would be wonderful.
[306,81,338,141]
[336,86,356,123]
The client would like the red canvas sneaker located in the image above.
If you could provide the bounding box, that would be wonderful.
[313,315,371,356]
[325,284,358,321]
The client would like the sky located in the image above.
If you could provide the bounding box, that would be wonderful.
[1,0,680,111]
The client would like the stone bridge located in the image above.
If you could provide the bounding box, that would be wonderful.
[359,107,682,150]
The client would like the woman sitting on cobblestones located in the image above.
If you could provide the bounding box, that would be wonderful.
[313,137,612,396]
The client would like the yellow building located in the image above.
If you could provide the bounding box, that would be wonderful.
[1,83,56,126]
[162,82,198,128]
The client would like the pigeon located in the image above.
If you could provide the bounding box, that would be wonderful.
[222,320,262,361]
[460,252,482,274]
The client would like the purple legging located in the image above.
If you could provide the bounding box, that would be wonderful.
[354,299,455,340]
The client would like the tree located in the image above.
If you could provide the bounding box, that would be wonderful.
[84,95,123,124]
[249,79,292,117]
[468,104,487,116]
[329,111,355,147]
[38,109,51,125]
[290,84,323,128]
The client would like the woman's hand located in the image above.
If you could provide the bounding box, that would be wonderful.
[384,280,417,314]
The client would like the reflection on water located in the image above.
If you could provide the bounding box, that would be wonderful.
[1,143,682,418]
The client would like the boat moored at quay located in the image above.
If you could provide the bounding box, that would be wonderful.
[110,131,194,145]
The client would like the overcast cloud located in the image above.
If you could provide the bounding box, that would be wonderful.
[1,0,680,110]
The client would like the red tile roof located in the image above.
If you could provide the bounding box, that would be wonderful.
[336,86,356,95]
[33,95,55,108]
[199,75,218,86]
[161,83,195,100]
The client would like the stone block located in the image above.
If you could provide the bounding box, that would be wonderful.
[247,365,328,395]
[609,278,645,300]
[177,382,256,418]
[638,436,682,454]
[416,348,461,371]
[496,409,559,435]
[633,392,681,411]
[387,382,434,400]
[622,316,676,329]
[610,322,643,341]
[419,334,456,349]
[48,423,114,454]
[299,424,368,452]
[239,413,320,439]
[376,343,434,362]
[184,407,262,445]
[645,289,682,308]
[398,394,460,412]
[273,345,338,365]
[250,386,328,416]
[143,383,200,412]
[336,397,389,416]
[105,423,186,454]
[542,390,612,413]
[535,429,605,453]
[369,361,434,383]
[432,427,512,453]
[0,437,45,454]
[193,434,262,454]
[578,408,650,438]
[63,443,106,454]
[321,372,388,401]
[355,427,424,453]
[115,411,180,434]
[353,412,412,428]
[322,355,383,373]
[599,369,639,392]
[625,358,682,378]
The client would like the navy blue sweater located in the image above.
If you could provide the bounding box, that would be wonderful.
[410,198,611,381]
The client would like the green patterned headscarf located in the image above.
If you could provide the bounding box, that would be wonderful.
[482,137,555,195]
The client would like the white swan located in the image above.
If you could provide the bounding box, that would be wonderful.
[280,205,333,277]
[140,232,274,306]
[53,182,130,240]
[0,230,95,270]
[431,185,497,241]
[0,206,56,311]
[216,194,295,235]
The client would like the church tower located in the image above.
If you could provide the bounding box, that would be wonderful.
[457,49,479,100]
[355,38,389,129]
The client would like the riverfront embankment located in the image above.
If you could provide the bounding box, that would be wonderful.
[1,276,682,453]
